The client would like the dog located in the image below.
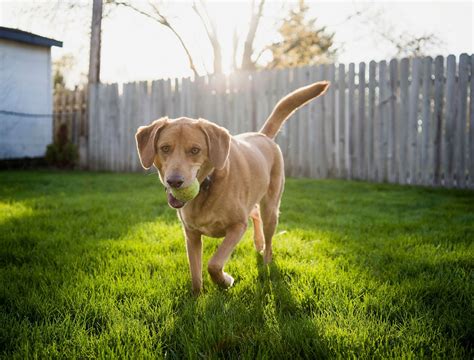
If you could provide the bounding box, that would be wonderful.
[135,81,329,294]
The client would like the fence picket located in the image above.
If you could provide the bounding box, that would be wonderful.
[319,64,328,178]
[378,60,388,182]
[444,55,457,187]
[421,57,432,185]
[456,54,469,188]
[433,56,444,186]
[368,61,377,181]
[327,64,336,176]
[470,55,474,188]
[338,64,346,178]
[408,58,422,184]
[347,63,356,179]
[398,59,409,184]
[357,62,366,180]
[388,59,398,183]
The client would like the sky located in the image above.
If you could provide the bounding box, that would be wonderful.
[1,0,473,86]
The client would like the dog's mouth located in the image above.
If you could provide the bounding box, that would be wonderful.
[167,191,186,209]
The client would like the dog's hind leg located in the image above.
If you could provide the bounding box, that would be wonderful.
[250,204,265,254]
[260,175,284,265]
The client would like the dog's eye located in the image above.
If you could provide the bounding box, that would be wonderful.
[161,145,171,153]
[190,147,200,155]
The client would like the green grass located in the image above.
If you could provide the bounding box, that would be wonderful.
[0,170,473,359]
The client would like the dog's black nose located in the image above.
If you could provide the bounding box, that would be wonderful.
[167,175,184,189]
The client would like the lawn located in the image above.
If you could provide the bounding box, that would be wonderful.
[0,170,473,359]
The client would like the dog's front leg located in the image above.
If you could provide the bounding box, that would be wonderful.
[184,227,203,295]
[208,222,247,289]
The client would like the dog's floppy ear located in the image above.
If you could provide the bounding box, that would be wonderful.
[198,118,231,170]
[135,117,168,169]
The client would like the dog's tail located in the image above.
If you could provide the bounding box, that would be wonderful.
[259,81,330,139]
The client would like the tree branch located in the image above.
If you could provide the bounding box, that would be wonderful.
[192,0,222,74]
[113,1,199,77]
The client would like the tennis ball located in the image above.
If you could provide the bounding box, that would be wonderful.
[170,178,200,202]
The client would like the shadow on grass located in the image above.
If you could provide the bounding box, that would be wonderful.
[162,256,329,359]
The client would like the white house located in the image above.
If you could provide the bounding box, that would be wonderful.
[0,27,62,159]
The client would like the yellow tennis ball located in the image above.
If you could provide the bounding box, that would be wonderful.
[170,178,200,202]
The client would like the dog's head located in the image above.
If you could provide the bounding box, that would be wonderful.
[135,117,231,209]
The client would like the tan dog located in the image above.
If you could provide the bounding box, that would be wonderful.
[136,81,329,294]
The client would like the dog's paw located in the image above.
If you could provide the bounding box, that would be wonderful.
[263,250,273,265]
[222,272,235,288]
[255,244,265,254]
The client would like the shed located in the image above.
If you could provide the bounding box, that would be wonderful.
[0,27,62,159]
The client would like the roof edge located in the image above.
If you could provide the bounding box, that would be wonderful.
[0,26,62,48]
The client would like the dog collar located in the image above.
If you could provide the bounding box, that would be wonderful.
[200,175,212,192]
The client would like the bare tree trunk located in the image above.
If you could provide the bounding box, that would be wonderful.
[88,0,102,84]
[241,0,265,71]
[193,1,222,74]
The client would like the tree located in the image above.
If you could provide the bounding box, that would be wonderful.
[266,0,336,69]
[53,54,76,90]
[378,28,442,58]
[240,0,266,71]
[89,0,103,84]
[110,0,265,75]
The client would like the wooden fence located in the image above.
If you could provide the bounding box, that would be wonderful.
[56,54,474,188]
[53,86,88,167]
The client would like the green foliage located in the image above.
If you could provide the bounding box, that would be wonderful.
[45,123,79,168]
[266,0,336,69]
[0,171,472,358]
[45,142,79,169]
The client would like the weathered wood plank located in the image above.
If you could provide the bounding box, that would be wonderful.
[470,55,474,188]
[294,67,305,177]
[398,58,409,184]
[357,62,366,180]
[319,64,328,179]
[408,58,421,184]
[326,64,336,176]
[347,63,356,179]
[98,84,107,171]
[433,56,444,186]
[112,84,119,172]
[421,57,433,185]
[377,60,388,182]
[388,59,398,183]
[456,53,469,187]
[368,60,377,181]
[302,66,314,178]
[338,63,346,178]
[308,66,317,178]
[87,84,96,170]
[444,55,457,187]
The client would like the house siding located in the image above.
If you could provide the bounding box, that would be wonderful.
[0,38,53,159]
